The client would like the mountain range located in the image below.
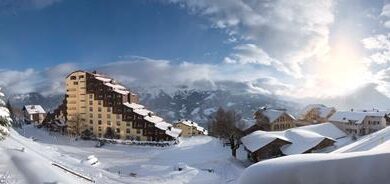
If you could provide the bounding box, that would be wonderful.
[7,83,390,126]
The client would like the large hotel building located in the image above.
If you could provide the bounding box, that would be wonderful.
[54,70,181,141]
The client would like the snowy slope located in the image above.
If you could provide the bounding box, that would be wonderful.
[1,125,246,184]
[333,126,390,153]
[0,131,88,183]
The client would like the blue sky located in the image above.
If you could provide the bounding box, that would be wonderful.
[1,0,390,99]
[0,0,232,69]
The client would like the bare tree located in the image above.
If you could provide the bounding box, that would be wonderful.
[209,107,243,158]
[69,113,86,136]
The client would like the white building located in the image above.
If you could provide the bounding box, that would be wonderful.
[23,105,46,124]
[328,110,387,136]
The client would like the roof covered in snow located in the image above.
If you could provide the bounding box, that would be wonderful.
[241,123,342,154]
[95,76,112,82]
[300,104,335,119]
[241,131,291,152]
[298,123,347,140]
[23,105,46,115]
[177,119,208,135]
[281,129,334,155]
[134,108,153,116]
[328,111,386,124]
[123,102,144,110]
[257,108,295,123]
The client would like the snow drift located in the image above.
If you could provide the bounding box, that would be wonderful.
[239,126,390,184]
[239,150,390,184]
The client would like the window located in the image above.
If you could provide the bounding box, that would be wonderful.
[98,127,102,131]
[107,107,111,112]
[98,114,102,118]
[89,107,93,112]
[98,107,102,112]
[89,120,93,124]
[116,128,120,133]
[98,120,102,125]
[73,82,78,85]
[89,113,93,118]
[126,129,130,133]
[98,101,102,105]
[136,129,141,134]
[79,75,84,79]
[116,114,121,119]
[107,121,111,126]
[70,76,77,80]
[89,101,93,105]
[107,114,111,118]
[126,122,131,126]
[89,94,93,99]
[116,121,121,126]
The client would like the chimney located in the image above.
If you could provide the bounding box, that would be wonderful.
[351,108,353,112]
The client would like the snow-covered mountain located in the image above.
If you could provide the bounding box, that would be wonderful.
[8,92,64,112]
[139,89,300,124]
[301,83,390,110]
[8,90,300,125]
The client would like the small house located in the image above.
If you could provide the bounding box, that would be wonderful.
[174,119,208,137]
[245,107,295,134]
[23,105,46,124]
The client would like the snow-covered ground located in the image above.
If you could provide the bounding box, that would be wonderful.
[239,126,390,184]
[0,125,246,184]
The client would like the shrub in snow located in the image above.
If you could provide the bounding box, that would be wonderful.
[0,126,9,140]
[81,155,99,166]
[0,116,11,140]
[174,162,189,171]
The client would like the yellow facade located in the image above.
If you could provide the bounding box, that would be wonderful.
[174,122,206,137]
[65,71,147,141]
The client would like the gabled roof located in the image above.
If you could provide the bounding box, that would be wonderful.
[177,119,208,135]
[241,131,291,152]
[281,129,335,155]
[300,104,335,119]
[258,109,295,123]
[298,123,347,140]
[329,111,386,124]
[241,123,341,155]
[23,105,46,114]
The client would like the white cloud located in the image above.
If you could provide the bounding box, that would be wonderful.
[0,63,77,96]
[0,57,294,97]
[223,44,276,65]
[170,0,335,78]
[381,4,390,17]
[361,34,390,65]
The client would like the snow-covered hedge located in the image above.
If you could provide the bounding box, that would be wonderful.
[96,138,178,147]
